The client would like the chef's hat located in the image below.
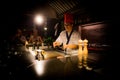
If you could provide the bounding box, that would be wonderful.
[64,13,74,24]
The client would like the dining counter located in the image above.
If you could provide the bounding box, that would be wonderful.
[0,45,113,80]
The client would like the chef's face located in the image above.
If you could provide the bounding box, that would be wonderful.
[64,23,73,32]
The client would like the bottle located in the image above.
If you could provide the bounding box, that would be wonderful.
[36,50,44,61]
[83,39,88,67]
[78,39,83,68]
[83,39,92,70]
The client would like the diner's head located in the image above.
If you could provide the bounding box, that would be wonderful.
[16,28,22,36]
[64,13,74,32]
[33,27,39,35]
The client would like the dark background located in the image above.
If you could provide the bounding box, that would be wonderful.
[0,0,118,38]
[0,0,118,79]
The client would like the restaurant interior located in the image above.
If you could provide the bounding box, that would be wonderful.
[0,0,117,80]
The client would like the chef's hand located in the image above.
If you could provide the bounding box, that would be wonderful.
[53,41,60,48]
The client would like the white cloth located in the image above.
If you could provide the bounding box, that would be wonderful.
[56,30,81,45]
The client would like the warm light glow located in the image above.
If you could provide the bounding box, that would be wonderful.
[79,39,83,43]
[44,27,47,30]
[34,14,44,25]
[29,48,36,56]
[34,60,45,76]
[26,48,45,76]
